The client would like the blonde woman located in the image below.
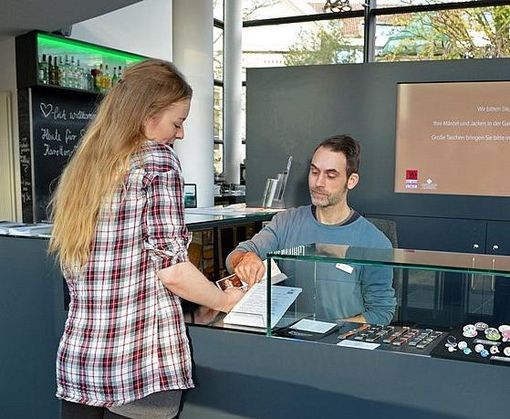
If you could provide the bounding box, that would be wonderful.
[50,59,244,419]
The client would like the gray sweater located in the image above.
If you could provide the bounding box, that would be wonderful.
[227,205,396,325]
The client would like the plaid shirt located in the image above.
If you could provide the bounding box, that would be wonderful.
[56,142,194,407]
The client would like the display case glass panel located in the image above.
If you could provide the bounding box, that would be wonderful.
[256,244,510,366]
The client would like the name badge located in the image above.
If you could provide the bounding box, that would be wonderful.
[335,263,354,274]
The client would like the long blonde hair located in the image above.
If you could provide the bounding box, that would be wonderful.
[49,59,192,268]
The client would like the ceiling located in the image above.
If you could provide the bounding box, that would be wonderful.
[0,0,141,42]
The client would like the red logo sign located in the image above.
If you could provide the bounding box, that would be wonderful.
[405,169,418,180]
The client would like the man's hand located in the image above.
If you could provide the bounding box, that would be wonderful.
[343,314,367,324]
[233,252,265,287]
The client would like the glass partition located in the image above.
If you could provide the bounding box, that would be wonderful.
[185,243,510,366]
[250,244,510,366]
[269,244,510,274]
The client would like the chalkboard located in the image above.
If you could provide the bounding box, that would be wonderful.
[17,89,34,222]
[29,86,98,222]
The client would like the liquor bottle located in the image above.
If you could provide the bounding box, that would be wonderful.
[61,55,70,87]
[75,59,81,89]
[76,59,85,90]
[77,60,84,90]
[91,64,101,92]
[97,64,104,92]
[86,65,94,91]
[38,54,49,84]
[50,56,59,85]
[103,64,112,91]
[57,57,64,86]
[90,65,97,92]
[70,57,81,89]
[111,67,119,87]
[117,65,123,81]
[47,55,53,84]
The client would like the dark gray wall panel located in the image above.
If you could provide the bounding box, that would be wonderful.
[246,59,510,221]
[181,325,510,419]
[365,214,487,253]
[0,236,66,419]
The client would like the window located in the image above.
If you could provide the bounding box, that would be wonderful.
[242,0,364,20]
[217,1,510,185]
[213,25,224,80]
[241,1,510,67]
[376,6,510,62]
[243,18,364,72]
[213,83,224,180]
[213,143,223,181]
[213,1,224,180]
[213,0,223,20]
[375,0,473,7]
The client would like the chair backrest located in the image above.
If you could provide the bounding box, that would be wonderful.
[366,217,398,248]
[366,217,401,322]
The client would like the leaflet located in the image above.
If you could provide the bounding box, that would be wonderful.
[223,283,302,329]
[290,319,337,334]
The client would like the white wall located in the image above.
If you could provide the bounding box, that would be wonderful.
[75,0,216,206]
[0,1,176,221]
[72,0,172,61]
[172,0,214,207]
[1,0,219,218]
[0,37,20,220]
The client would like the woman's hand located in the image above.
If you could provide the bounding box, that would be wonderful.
[219,287,246,312]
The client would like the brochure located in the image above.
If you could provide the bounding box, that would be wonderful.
[222,259,301,328]
[223,283,302,329]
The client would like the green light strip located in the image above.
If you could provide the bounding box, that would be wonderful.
[37,33,146,63]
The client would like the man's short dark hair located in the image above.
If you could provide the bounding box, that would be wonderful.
[313,134,360,177]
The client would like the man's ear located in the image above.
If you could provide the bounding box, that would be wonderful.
[347,173,359,190]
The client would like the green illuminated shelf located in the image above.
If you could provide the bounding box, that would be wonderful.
[15,31,148,91]
[36,33,145,64]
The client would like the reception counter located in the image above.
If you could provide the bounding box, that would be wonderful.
[180,324,507,419]
[2,215,509,419]
[0,210,275,418]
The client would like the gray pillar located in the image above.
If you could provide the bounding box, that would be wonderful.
[172,0,214,207]
[223,0,242,184]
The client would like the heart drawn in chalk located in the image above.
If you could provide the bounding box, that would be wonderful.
[40,103,53,118]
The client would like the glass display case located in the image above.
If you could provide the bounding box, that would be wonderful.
[256,244,510,366]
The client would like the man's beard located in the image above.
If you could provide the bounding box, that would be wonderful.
[310,182,348,208]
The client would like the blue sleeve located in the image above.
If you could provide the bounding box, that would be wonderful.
[360,265,396,325]
[360,232,396,325]
[225,212,286,272]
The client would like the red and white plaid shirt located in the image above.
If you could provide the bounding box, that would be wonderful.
[56,142,194,407]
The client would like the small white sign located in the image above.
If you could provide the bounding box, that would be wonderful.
[335,263,354,274]
[337,340,380,350]
[290,319,337,334]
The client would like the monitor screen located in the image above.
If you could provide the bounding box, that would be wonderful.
[184,184,197,208]
[394,81,510,197]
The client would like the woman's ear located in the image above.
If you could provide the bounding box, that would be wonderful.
[143,116,155,139]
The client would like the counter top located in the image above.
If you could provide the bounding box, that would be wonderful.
[0,207,282,238]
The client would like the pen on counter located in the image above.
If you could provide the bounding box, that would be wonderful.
[338,330,357,340]
[338,324,369,340]
[289,330,314,337]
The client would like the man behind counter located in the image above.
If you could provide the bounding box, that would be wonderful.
[226,135,396,325]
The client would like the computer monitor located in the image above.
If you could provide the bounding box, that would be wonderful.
[184,183,197,208]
